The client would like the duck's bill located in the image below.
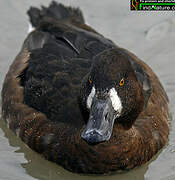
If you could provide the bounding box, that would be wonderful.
[81,97,115,144]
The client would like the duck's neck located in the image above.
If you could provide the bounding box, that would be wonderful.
[116,106,143,130]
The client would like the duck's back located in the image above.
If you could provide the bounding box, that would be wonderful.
[21,3,114,126]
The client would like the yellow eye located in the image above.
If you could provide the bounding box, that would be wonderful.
[89,77,92,84]
[119,78,125,86]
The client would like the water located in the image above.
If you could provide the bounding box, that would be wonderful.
[0,0,175,179]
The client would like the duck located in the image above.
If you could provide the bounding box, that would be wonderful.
[1,1,170,174]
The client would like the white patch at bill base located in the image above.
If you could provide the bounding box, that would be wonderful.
[109,88,122,116]
[87,86,95,109]
[28,22,35,34]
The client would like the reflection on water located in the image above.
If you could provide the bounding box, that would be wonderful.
[1,0,175,180]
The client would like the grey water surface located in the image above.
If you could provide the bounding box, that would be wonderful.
[0,0,175,180]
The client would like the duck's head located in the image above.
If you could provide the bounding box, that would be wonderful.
[80,48,152,144]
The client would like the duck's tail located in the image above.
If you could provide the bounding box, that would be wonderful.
[27,1,85,32]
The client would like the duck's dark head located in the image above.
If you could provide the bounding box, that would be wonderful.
[80,48,152,144]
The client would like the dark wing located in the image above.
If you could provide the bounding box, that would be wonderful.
[21,20,115,125]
